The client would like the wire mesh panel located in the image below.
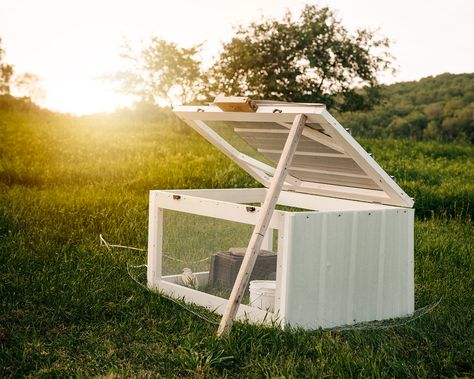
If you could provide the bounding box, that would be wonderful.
[161,210,279,303]
[162,210,252,273]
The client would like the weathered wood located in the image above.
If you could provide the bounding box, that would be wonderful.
[217,114,308,337]
[214,95,258,112]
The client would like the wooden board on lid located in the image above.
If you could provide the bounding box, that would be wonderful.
[214,95,258,112]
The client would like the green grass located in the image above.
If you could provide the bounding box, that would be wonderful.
[0,108,473,377]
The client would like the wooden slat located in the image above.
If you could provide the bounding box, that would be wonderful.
[174,106,414,207]
[262,152,366,175]
[289,166,370,179]
[280,121,324,131]
[258,149,348,158]
[234,128,289,134]
[278,122,345,154]
[289,170,380,190]
[238,135,340,154]
[226,121,287,130]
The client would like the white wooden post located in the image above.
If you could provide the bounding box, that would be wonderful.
[261,201,273,252]
[261,228,273,251]
[217,114,307,336]
[147,192,163,290]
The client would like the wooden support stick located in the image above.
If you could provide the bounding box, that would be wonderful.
[217,114,307,337]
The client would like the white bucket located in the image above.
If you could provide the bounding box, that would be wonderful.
[249,280,276,312]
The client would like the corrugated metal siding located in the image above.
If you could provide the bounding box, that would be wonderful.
[283,209,414,329]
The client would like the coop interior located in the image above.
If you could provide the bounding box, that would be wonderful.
[160,207,293,313]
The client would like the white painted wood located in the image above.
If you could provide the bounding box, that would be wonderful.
[161,271,210,285]
[165,188,267,203]
[174,104,414,207]
[276,190,397,211]
[406,211,415,314]
[284,181,390,203]
[217,114,308,336]
[261,228,273,251]
[147,192,163,290]
[289,166,370,179]
[147,100,415,332]
[158,280,278,324]
[289,171,380,191]
[277,122,346,153]
[234,128,290,134]
[166,188,397,211]
[258,149,349,158]
[242,136,337,154]
[274,213,293,325]
[145,187,413,330]
[319,110,414,207]
[152,190,285,230]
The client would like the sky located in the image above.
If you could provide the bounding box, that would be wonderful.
[0,0,473,115]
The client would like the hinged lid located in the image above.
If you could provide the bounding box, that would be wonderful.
[173,100,414,208]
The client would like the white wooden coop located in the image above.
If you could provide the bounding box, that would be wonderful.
[147,97,414,331]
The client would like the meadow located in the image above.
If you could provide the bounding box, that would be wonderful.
[0,105,473,377]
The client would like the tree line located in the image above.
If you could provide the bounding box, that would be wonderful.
[337,73,474,143]
[110,4,473,142]
[2,4,472,143]
[110,5,393,113]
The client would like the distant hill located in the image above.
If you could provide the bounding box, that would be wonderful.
[338,73,474,143]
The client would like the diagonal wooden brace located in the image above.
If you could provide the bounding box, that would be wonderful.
[217,114,307,337]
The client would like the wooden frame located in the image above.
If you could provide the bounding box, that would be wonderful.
[174,103,414,208]
[147,188,414,329]
[146,189,286,325]
[145,101,415,334]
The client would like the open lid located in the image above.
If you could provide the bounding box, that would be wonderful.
[173,99,414,208]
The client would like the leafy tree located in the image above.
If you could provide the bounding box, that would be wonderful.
[13,72,45,102]
[206,5,393,111]
[0,37,14,95]
[111,38,204,107]
[339,73,474,142]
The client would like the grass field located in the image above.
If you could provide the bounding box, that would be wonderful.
[0,107,473,377]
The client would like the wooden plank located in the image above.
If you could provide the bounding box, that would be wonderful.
[147,193,163,290]
[158,280,276,324]
[277,122,345,154]
[283,181,388,202]
[175,108,320,123]
[280,121,324,131]
[227,121,287,130]
[258,149,347,158]
[165,188,267,204]
[214,95,258,112]
[289,166,370,179]
[288,170,380,191]
[153,190,285,230]
[262,153,367,175]
[276,191,396,211]
[234,128,289,134]
[244,138,339,154]
[217,114,307,337]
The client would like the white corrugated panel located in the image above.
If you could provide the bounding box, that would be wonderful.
[281,208,414,329]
